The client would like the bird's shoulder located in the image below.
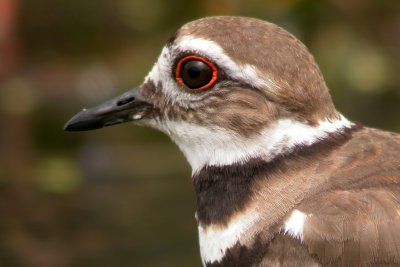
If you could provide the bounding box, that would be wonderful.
[291,127,400,266]
[298,186,400,266]
[325,126,400,190]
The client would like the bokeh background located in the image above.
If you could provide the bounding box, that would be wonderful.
[0,0,399,266]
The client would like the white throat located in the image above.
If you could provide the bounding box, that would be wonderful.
[148,115,353,174]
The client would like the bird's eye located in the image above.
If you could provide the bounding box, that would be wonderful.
[175,55,218,92]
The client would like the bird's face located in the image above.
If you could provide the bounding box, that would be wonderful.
[65,17,348,172]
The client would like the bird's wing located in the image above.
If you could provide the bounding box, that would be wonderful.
[302,188,400,266]
[300,128,400,266]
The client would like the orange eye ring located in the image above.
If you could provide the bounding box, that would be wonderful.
[175,55,218,92]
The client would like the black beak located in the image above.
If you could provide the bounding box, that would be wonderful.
[64,87,152,131]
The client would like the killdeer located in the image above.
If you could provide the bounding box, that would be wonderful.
[64,16,400,267]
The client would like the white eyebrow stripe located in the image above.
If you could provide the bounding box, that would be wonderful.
[143,36,279,106]
[177,36,278,90]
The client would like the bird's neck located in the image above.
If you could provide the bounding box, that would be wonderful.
[161,114,353,174]
[192,158,273,226]
[191,121,362,265]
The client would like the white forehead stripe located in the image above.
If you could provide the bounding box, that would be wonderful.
[151,115,352,174]
[177,36,277,89]
[198,210,259,265]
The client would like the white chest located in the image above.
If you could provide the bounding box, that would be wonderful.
[197,211,259,265]
[197,209,310,265]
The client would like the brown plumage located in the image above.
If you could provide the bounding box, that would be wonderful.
[300,128,400,266]
[212,127,400,266]
[64,16,400,267]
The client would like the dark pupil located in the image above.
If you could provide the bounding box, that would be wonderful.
[180,60,213,89]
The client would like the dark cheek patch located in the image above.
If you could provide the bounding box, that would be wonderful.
[140,80,157,98]
[138,80,167,119]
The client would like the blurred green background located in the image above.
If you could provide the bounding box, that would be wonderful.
[0,0,399,266]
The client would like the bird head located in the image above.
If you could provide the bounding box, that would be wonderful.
[65,16,351,173]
